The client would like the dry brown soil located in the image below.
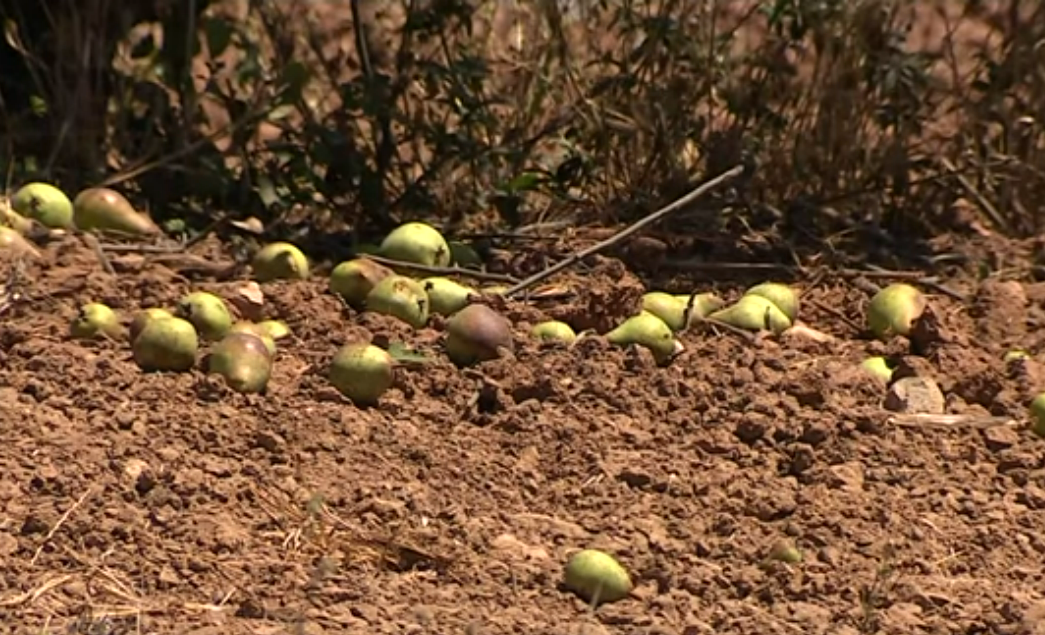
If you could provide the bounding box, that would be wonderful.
[3,234,1045,635]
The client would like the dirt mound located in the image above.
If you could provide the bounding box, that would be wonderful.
[2,236,1045,635]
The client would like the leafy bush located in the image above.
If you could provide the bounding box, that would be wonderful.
[1,0,1043,263]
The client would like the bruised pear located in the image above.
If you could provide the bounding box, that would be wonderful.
[329,258,394,307]
[0,226,41,258]
[129,308,173,344]
[365,275,429,328]
[328,343,395,406]
[257,319,292,341]
[132,316,198,372]
[641,292,690,332]
[73,187,160,236]
[709,295,792,334]
[867,283,926,340]
[177,291,233,341]
[11,182,73,228]
[531,320,576,343]
[744,282,799,322]
[228,321,277,355]
[445,304,514,367]
[207,332,273,394]
[674,292,725,320]
[605,311,683,365]
[252,242,309,282]
[563,549,633,606]
[70,303,123,340]
[423,277,476,316]
[379,221,451,267]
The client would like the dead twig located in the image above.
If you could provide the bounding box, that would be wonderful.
[503,164,746,298]
[886,414,1019,429]
[360,253,520,284]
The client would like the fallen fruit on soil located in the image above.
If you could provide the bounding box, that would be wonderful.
[132,316,199,372]
[69,303,123,340]
[860,356,895,384]
[0,226,41,258]
[445,304,514,367]
[744,282,799,322]
[177,291,233,340]
[228,322,277,355]
[365,275,430,328]
[11,182,73,228]
[448,240,482,266]
[1004,349,1030,363]
[129,308,174,343]
[641,292,690,331]
[257,319,291,341]
[867,283,926,339]
[252,242,309,282]
[563,549,632,606]
[709,295,792,334]
[379,221,451,267]
[674,292,725,320]
[423,277,476,316]
[207,332,273,394]
[605,311,683,364]
[328,343,395,406]
[1030,393,1045,437]
[0,206,33,234]
[531,320,576,343]
[482,285,509,296]
[72,187,160,235]
[330,258,395,308]
[767,539,803,564]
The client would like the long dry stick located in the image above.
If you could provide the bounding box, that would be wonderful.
[503,165,746,298]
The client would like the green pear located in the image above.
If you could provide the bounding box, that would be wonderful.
[708,295,792,334]
[445,304,514,367]
[867,283,926,339]
[531,320,576,343]
[329,258,395,307]
[177,291,233,341]
[132,316,198,372]
[379,221,451,267]
[329,343,395,406]
[364,275,430,328]
[129,308,174,344]
[605,311,683,364]
[69,303,123,340]
[563,549,632,606]
[0,226,41,258]
[423,277,476,316]
[0,206,34,234]
[228,321,278,356]
[207,332,273,394]
[252,241,309,282]
[73,187,160,235]
[744,282,799,322]
[256,319,292,341]
[641,292,690,332]
[673,292,725,320]
[860,356,894,384]
[1031,393,1045,438]
[11,182,73,228]
[767,539,803,564]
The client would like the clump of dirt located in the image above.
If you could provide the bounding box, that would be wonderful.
[1,236,1045,635]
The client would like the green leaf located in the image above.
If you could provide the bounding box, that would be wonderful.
[203,17,234,58]
[386,341,432,364]
[504,171,545,193]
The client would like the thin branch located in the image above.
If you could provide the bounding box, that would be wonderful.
[359,254,520,284]
[503,164,746,298]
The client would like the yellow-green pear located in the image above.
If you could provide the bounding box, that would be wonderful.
[329,343,395,406]
[329,258,395,308]
[744,282,799,322]
[605,311,683,364]
[69,303,123,340]
[708,295,792,334]
[641,292,689,332]
[0,225,41,258]
[423,277,476,316]
[365,275,430,328]
[563,549,632,606]
[531,320,576,343]
[207,332,273,394]
[379,221,451,267]
[177,291,233,341]
[132,316,198,372]
[129,308,174,344]
[252,241,309,282]
[256,319,292,341]
[73,187,160,235]
[673,292,725,320]
[11,182,73,228]
[867,283,926,339]
[228,321,278,356]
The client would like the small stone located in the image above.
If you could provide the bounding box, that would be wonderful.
[824,461,865,492]
[982,425,1020,451]
[884,376,945,414]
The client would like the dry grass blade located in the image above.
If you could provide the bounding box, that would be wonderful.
[886,414,1020,429]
